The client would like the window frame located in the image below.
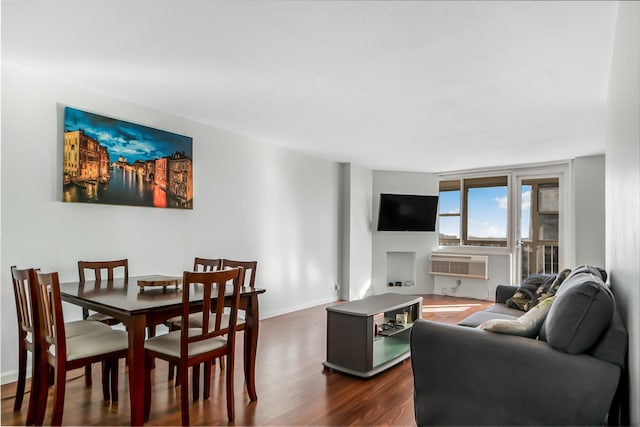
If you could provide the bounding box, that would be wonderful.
[438,163,571,285]
[438,180,461,246]
[439,175,510,249]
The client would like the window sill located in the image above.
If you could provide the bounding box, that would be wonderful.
[434,246,511,256]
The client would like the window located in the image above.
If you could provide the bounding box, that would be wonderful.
[438,180,461,246]
[520,179,559,280]
[439,176,508,247]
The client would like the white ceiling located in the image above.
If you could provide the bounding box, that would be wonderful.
[2,0,619,173]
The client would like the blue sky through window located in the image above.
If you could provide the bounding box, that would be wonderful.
[439,183,534,243]
[467,186,507,239]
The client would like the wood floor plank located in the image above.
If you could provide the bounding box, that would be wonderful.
[1,295,492,426]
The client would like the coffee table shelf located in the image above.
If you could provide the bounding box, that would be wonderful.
[323,293,423,378]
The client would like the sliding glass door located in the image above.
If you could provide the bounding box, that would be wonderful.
[515,177,560,283]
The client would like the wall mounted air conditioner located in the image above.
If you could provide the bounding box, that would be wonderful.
[429,253,489,280]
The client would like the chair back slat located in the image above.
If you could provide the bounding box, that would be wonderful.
[78,260,129,320]
[180,268,243,352]
[220,259,257,288]
[11,266,38,336]
[193,257,221,272]
[78,259,129,282]
[35,272,67,354]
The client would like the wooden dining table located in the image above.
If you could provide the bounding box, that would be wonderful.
[59,275,266,426]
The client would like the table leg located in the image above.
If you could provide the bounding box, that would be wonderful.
[244,295,259,401]
[128,315,146,426]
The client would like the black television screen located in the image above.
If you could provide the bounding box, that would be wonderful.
[377,193,439,232]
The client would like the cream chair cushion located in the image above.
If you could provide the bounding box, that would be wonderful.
[66,320,114,338]
[49,330,128,362]
[167,313,246,330]
[26,320,112,346]
[144,328,227,358]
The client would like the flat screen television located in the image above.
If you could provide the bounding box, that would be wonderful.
[377,193,439,232]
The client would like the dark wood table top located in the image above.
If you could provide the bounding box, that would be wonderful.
[59,275,266,315]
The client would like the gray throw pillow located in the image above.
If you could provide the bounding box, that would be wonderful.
[544,271,614,354]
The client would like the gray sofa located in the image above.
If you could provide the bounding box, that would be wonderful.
[410,265,628,426]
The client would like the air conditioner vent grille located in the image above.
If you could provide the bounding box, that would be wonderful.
[430,253,488,280]
[449,261,470,276]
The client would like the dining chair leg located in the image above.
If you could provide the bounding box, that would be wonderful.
[180,365,190,426]
[203,361,211,399]
[32,358,52,426]
[110,359,119,402]
[48,364,54,388]
[192,364,200,401]
[24,347,40,425]
[225,353,235,422]
[167,323,178,382]
[85,364,92,386]
[14,343,26,412]
[168,362,175,381]
[33,366,49,426]
[101,362,110,401]
[143,355,152,422]
[51,364,67,426]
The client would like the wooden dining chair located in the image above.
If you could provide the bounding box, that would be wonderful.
[78,259,128,325]
[174,259,256,334]
[220,259,257,289]
[193,257,222,272]
[176,258,258,399]
[78,259,128,383]
[144,267,244,425]
[217,259,257,342]
[166,257,222,382]
[10,266,42,425]
[10,266,115,424]
[177,259,257,396]
[32,271,129,426]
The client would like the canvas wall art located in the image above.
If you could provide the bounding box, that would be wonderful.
[63,107,193,209]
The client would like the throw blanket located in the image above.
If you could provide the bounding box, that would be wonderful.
[507,269,571,311]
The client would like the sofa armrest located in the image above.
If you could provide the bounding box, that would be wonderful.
[495,284,518,303]
[410,320,621,426]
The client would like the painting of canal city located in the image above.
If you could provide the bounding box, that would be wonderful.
[63,107,193,209]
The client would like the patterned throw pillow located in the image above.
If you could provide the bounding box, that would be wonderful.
[478,296,556,338]
[506,269,571,311]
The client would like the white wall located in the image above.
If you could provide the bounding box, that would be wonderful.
[605,2,640,424]
[0,65,341,383]
[573,155,606,267]
[339,163,373,301]
[372,171,439,295]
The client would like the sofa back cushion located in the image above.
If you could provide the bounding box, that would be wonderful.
[543,269,614,354]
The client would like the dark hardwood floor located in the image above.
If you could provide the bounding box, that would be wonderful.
[1,295,492,426]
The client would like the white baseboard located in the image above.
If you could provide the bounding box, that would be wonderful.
[1,367,28,386]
